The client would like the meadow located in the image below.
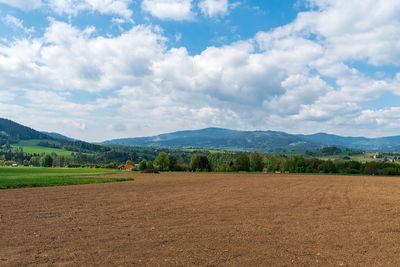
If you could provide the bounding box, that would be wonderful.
[0,167,132,189]
[10,139,76,156]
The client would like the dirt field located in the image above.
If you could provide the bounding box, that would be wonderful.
[2,173,400,266]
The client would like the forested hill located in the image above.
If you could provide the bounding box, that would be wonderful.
[41,131,76,142]
[105,128,323,152]
[296,133,400,152]
[0,118,51,144]
[106,127,400,152]
[0,118,108,153]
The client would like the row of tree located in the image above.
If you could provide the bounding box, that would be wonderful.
[133,151,400,176]
[2,147,400,176]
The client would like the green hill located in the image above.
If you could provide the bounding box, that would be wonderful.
[106,127,400,152]
[105,128,323,152]
[0,118,109,155]
[0,118,51,145]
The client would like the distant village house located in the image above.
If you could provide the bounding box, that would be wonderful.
[120,164,135,171]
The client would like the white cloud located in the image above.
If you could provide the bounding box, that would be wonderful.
[4,15,34,34]
[0,0,42,10]
[0,0,133,20]
[23,90,96,116]
[296,0,400,66]
[0,21,166,92]
[0,90,15,102]
[198,0,228,17]
[2,0,400,140]
[141,0,194,20]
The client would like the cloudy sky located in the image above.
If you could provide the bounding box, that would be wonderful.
[0,0,400,141]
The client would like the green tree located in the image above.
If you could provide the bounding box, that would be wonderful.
[190,154,211,172]
[126,160,134,166]
[250,152,263,171]
[167,155,176,171]
[295,157,306,173]
[154,152,168,171]
[146,161,154,170]
[176,157,186,171]
[138,160,147,171]
[39,155,53,167]
[235,154,250,171]
[364,162,377,175]
[324,159,336,173]
[30,156,41,166]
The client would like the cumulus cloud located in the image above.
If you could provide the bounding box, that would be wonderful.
[0,21,166,92]
[141,0,194,20]
[198,0,228,17]
[296,0,400,66]
[2,0,400,139]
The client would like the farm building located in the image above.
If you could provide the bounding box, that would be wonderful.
[120,164,134,171]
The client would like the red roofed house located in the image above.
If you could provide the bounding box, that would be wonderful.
[121,164,135,171]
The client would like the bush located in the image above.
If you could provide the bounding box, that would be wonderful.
[39,155,53,167]
[346,169,360,174]
[68,163,82,168]
[381,167,398,176]
[138,160,147,171]
[104,162,117,169]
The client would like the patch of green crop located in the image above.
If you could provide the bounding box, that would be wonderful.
[0,167,133,189]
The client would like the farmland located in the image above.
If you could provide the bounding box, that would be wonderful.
[1,173,400,265]
[0,167,132,188]
[10,139,75,156]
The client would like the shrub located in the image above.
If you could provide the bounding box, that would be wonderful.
[39,155,53,167]
[381,167,398,176]
[68,163,82,168]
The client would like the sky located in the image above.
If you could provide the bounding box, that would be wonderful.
[0,0,400,142]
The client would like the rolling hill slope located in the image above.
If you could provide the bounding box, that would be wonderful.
[0,118,52,144]
[296,133,400,151]
[106,128,400,152]
[0,118,109,155]
[105,128,324,152]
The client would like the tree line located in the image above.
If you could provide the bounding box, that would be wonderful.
[135,151,400,176]
[2,147,400,176]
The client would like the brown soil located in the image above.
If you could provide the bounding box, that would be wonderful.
[2,173,400,266]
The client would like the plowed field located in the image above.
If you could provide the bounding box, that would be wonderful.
[2,173,400,266]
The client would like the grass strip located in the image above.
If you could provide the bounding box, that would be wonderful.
[0,167,133,189]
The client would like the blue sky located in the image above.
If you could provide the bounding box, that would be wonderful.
[0,0,400,141]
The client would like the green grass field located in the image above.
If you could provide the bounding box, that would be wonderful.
[10,140,76,156]
[0,167,133,189]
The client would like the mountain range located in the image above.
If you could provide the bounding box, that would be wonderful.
[2,117,400,152]
[105,127,400,152]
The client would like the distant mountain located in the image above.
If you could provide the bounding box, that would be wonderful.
[41,131,77,142]
[106,127,400,152]
[105,128,323,152]
[3,117,400,153]
[0,118,52,144]
[296,133,400,151]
